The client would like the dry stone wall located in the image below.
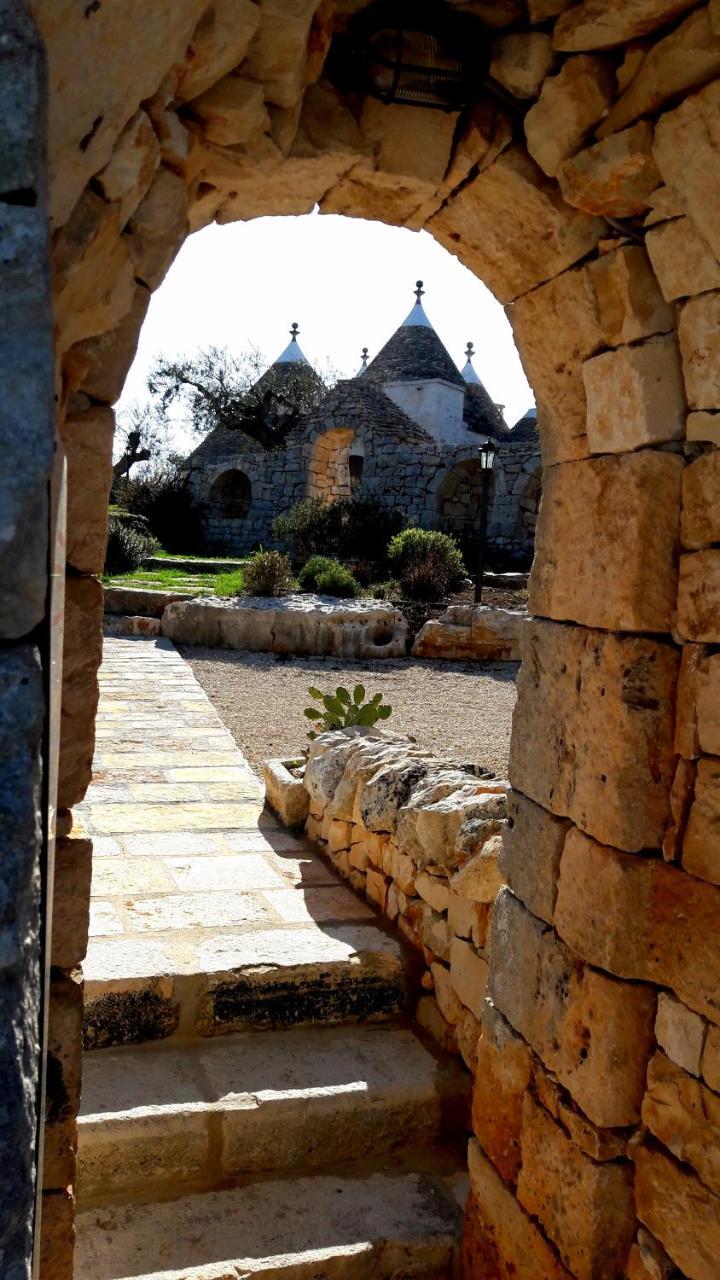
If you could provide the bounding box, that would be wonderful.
[3,0,719,1276]
[302,730,509,1074]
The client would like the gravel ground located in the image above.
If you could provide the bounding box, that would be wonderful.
[180,647,519,778]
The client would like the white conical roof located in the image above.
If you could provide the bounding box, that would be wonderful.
[401,280,433,329]
[274,322,311,365]
[462,341,481,384]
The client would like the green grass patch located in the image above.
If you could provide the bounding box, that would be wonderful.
[213,569,245,596]
[104,565,244,597]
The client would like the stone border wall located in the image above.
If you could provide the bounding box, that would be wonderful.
[301,730,509,1075]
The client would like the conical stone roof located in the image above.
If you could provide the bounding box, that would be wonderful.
[363,281,466,389]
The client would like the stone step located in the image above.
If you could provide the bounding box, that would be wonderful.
[83,923,407,1050]
[75,1167,463,1279]
[78,1023,470,1205]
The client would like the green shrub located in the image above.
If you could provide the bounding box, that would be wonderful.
[298,556,360,598]
[272,494,404,567]
[371,579,401,601]
[104,512,158,575]
[113,466,203,552]
[304,684,392,739]
[243,549,294,597]
[387,528,466,601]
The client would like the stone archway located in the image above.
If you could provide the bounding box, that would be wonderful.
[4,4,720,1279]
[437,457,495,563]
[306,427,357,500]
[204,467,252,550]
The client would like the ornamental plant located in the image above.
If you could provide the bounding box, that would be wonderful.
[304,684,392,740]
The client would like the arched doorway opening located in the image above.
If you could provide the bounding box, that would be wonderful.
[204,467,252,552]
[306,427,357,500]
[437,457,495,566]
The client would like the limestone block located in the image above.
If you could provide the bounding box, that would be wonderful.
[599,8,720,138]
[416,871,450,915]
[359,758,432,835]
[644,182,687,225]
[449,937,488,1019]
[559,122,661,217]
[243,0,323,109]
[688,412,720,445]
[397,782,507,871]
[411,605,522,661]
[454,814,505,864]
[682,452,720,550]
[446,0,525,23]
[678,290,720,411]
[420,904,452,962]
[190,75,269,147]
[51,825,92,970]
[127,167,189,291]
[450,837,504,904]
[96,111,160,229]
[447,891,476,940]
[673,643,705,759]
[104,585,194,618]
[554,0,699,50]
[524,56,615,179]
[703,1025,720,1092]
[517,1094,635,1280]
[697,652,720,756]
[429,145,603,306]
[644,1051,720,1194]
[365,867,390,913]
[70,285,150,406]
[627,1228,679,1280]
[415,995,457,1056]
[489,889,657,1126]
[360,99,458,191]
[588,244,673,346]
[162,595,408,660]
[177,0,261,102]
[682,756,720,884]
[39,1187,75,1280]
[261,759,309,829]
[431,961,464,1026]
[635,1142,720,1280]
[584,333,686,453]
[653,80,720,264]
[662,755,697,863]
[456,1007,481,1073]
[509,620,678,852]
[472,1003,533,1184]
[51,190,136,355]
[677,550,720,642]
[555,826,720,1023]
[655,992,706,1076]
[59,406,114,576]
[329,740,409,824]
[529,451,682,632]
[59,574,103,810]
[30,0,206,228]
[499,791,570,924]
[532,1062,629,1162]
[646,216,720,302]
[465,1140,574,1280]
[489,33,554,99]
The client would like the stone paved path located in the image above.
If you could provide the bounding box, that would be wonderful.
[75,635,467,1278]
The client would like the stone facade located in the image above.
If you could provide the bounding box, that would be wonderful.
[2,0,720,1276]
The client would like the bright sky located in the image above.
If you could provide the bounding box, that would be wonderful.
[118,207,533,453]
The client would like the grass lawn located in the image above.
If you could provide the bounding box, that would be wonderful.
[103,566,245,597]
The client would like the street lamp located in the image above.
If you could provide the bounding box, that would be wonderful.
[475,439,496,605]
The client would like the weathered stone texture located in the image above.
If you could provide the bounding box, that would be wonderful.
[490,32,554,99]
[588,243,673,346]
[559,122,661,217]
[429,146,603,305]
[524,55,615,178]
[653,80,720,265]
[499,790,570,924]
[489,889,657,1125]
[507,264,603,465]
[51,825,92,970]
[555,827,720,1023]
[583,334,686,454]
[516,1093,636,1279]
[59,407,114,576]
[176,0,261,102]
[43,969,83,1192]
[529,451,682,633]
[554,0,700,50]
[677,550,720,643]
[682,756,720,884]
[677,289,720,411]
[646,215,720,302]
[687,411,720,445]
[509,620,678,852]
[635,1142,720,1280]
[655,991,706,1076]
[59,575,104,810]
[472,1003,533,1184]
[643,1050,720,1195]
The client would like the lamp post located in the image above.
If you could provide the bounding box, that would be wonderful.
[475,440,496,605]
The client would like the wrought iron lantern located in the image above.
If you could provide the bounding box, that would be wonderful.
[475,438,496,604]
[478,439,496,473]
[332,0,491,112]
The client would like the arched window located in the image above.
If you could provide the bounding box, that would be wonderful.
[207,469,252,521]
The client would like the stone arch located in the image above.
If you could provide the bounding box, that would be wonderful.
[207,468,252,520]
[6,6,720,1279]
[436,457,495,562]
[306,427,357,500]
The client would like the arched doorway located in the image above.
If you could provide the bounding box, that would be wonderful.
[204,468,252,552]
[437,457,495,565]
[306,428,357,500]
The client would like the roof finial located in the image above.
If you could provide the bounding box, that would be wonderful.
[462,339,481,385]
[465,341,475,360]
[414,280,425,305]
[290,321,300,341]
[357,346,369,376]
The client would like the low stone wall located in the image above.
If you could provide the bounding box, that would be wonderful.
[161,594,408,659]
[299,728,509,1073]
[103,585,195,617]
[412,604,524,661]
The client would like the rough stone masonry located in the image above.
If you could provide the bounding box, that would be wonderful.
[2,0,720,1276]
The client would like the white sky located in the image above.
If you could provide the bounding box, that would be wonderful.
[118,208,533,453]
